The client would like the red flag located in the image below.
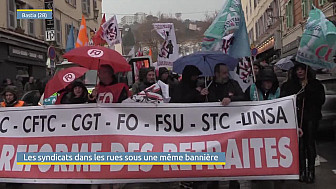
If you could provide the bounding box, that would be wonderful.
[92,14,106,46]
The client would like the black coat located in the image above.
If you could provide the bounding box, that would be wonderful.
[170,82,205,103]
[281,79,325,121]
[207,79,244,102]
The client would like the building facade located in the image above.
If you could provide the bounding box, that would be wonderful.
[0,0,102,83]
[243,0,336,63]
[280,0,333,58]
[242,0,282,64]
[121,12,147,27]
[121,16,136,26]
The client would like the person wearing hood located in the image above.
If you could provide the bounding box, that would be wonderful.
[1,86,25,107]
[243,68,283,189]
[170,65,208,103]
[158,67,169,83]
[158,67,178,86]
[245,68,280,101]
[208,63,245,105]
[281,63,325,183]
[132,67,156,94]
[61,81,88,104]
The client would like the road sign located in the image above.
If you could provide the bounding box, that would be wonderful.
[48,46,56,60]
[251,48,258,57]
[45,30,55,41]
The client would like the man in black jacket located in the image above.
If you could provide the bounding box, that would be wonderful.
[170,65,208,103]
[208,63,244,105]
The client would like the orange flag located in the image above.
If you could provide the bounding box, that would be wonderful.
[93,14,106,46]
[148,48,152,57]
[76,15,89,48]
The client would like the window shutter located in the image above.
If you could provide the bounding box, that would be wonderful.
[7,0,16,29]
[28,6,34,36]
[290,0,294,27]
[56,19,61,44]
[302,0,306,18]
[286,4,289,29]
[87,0,90,14]
[28,20,34,35]
[82,0,87,13]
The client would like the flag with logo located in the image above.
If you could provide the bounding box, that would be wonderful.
[202,0,253,91]
[153,23,179,68]
[75,15,89,48]
[93,14,107,46]
[202,0,251,59]
[66,25,75,52]
[296,7,336,69]
[102,15,121,46]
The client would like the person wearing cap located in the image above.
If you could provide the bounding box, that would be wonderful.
[1,86,25,107]
[208,63,245,105]
[170,65,208,103]
[60,80,88,104]
[245,68,280,101]
[131,67,156,95]
[281,63,325,183]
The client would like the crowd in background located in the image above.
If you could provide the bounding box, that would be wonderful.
[0,76,46,107]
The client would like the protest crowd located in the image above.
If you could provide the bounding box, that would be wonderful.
[0,0,335,189]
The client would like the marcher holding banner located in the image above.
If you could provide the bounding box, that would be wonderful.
[89,65,129,103]
[131,67,156,95]
[281,63,325,183]
[170,65,208,103]
[60,81,88,104]
[207,63,245,105]
[245,69,280,101]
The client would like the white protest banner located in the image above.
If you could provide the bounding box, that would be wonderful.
[102,15,121,46]
[0,96,299,183]
[153,23,179,68]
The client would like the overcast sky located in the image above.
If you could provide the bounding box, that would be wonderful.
[102,0,224,22]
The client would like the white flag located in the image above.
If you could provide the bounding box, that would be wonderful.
[153,23,179,68]
[230,57,253,92]
[102,15,121,46]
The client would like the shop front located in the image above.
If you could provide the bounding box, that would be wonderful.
[0,28,48,83]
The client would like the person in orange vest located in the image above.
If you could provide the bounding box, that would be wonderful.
[1,86,25,107]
